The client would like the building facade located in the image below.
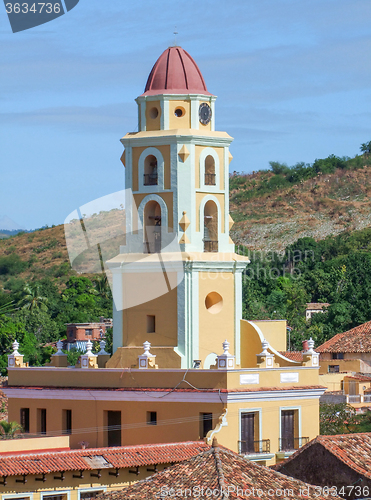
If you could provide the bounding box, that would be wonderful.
[4,46,325,466]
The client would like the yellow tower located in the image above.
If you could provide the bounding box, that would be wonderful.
[107,47,249,369]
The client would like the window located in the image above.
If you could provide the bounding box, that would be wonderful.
[43,495,67,500]
[280,410,296,451]
[144,155,158,186]
[106,411,121,447]
[147,315,155,333]
[203,200,218,252]
[85,329,93,336]
[200,413,213,438]
[37,408,46,435]
[204,155,216,185]
[144,200,161,253]
[20,408,30,433]
[240,412,259,454]
[147,411,157,425]
[328,365,340,373]
[80,492,104,500]
[332,353,344,359]
[62,409,72,435]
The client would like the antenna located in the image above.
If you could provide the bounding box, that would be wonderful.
[173,27,178,46]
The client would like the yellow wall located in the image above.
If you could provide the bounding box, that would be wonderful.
[145,100,161,131]
[319,358,365,375]
[168,100,191,129]
[198,271,235,362]
[253,320,287,352]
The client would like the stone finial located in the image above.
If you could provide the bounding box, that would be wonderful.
[217,339,235,370]
[55,340,64,355]
[307,337,315,352]
[222,340,230,355]
[86,340,94,356]
[258,339,269,356]
[138,341,157,369]
[98,340,108,355]
[12,340,20,356]
[143,341,153,357]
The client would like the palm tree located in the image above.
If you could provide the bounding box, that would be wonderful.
[360,141,371,157]
[0,421,23,439]
[0,301,15,326]
[93,274,111,299]
[18,283,48,312]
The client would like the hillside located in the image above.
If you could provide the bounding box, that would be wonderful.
[230,158,371,252]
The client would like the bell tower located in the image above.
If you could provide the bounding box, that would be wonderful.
[107,47,249,369]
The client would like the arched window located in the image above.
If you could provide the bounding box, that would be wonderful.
[203,200,218,252]
[204,155,216,185]
[144,200,161,253]
[144,155,158,186]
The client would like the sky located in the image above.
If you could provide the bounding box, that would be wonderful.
[1,0,371,230]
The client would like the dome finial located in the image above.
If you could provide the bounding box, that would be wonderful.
[173,27,178,47]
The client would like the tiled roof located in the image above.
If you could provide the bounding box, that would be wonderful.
[6,385,325,394]
[279,351,304,362]
[100,442,341,500]
[275,432,371,479]
[344,374,371,381]
[0,441,209,477]
[316,320,371,353]
[306,303,330,310]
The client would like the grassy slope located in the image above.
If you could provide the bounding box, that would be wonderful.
[230,164,371,251]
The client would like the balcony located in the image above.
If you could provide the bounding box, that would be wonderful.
[279,437,309,452]
[205,173,216,185]
[238,439,270,455]
[204,240,218,252]
[144,174,158,186]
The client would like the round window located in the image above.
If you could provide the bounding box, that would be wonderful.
[205,292,223,314]
[174,107,185,117]
[150,107,159,119]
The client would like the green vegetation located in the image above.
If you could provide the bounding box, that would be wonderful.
[230,143,371,206]
[320,403,371,435]
[0,420,23,439]
[240,227,371,349]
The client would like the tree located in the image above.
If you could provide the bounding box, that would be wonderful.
[0,420,23,439]
[360,140,371,156]
[18,283,48,312]
[320,403,356,435]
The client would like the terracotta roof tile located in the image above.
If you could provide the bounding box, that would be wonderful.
[275,432,371,479]
[306,303,330,310]
[100,443,341,499]
[0,441,208,477]
[317,320,371,353]
[278,351,304,362]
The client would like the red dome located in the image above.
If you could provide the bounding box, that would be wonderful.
[142,47,212,96]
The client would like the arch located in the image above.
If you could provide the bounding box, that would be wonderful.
[143,200,161,253]
[201,196,220,252]
[199,147,220,189]
[138,147,165,191]
[204,155,216,185]
[138,194,169,253]
[143,155,158,186]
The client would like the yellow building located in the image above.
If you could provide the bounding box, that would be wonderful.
[4,46,325,466]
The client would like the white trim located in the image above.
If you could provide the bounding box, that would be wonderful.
[140,102,146,132]
[234,267,243,365]
[41,491,71,500]
[137,194,169,243]
[137,147,165,193]
[163,99,169,130]
[199,147,220,192]
[78,488,107,500]
[3,387,326,404]
[2,494,34,500]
